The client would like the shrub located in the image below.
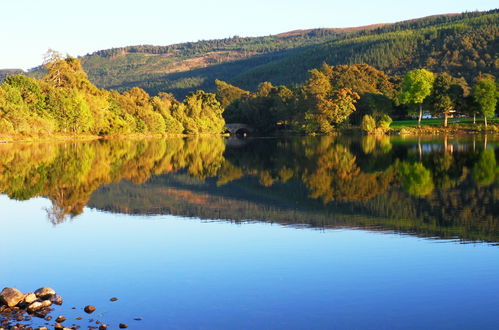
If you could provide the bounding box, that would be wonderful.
[361,115,376,133]
[377,114,393,129]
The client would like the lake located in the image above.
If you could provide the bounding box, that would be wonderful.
[1,135,498,329]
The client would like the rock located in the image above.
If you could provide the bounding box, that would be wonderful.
[118,324,128,329]
[36,327,48,330]
[98,325,107,330]
[27,300,50,313]
[54,323,64,330]
[23,293,37,304]
[134,318,142,321]
[109,298,118,302]
[83,306,95,314]
[33,288,55,299]
[0,288,25,307]
[49,295,63,306]
[75,317,82,320]
[27,302,43,313]
[55,316,66,323]
[34,307,51,318]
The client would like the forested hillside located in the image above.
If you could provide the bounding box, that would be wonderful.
[3,10,496,99]
[234,11,499,89]
[68,10,498,97]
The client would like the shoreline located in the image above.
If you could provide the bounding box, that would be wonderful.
[0,126,498,143]
[0,132,231,144]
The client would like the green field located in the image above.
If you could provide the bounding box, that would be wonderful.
[391,117,499,128]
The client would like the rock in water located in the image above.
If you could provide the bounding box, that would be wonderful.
[119,324,128,328]
[27,300,52,313]
[27,301,43,312]
[50,295,63,306]
[0,288,25,307]
[34,287,56,299]
[55,316,66,323]
[23,293,37,304]
[84,305,96,314]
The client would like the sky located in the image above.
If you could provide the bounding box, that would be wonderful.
[1,0,496,70]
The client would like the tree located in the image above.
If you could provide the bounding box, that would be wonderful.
[302,69,359,134]
[399,69,435,127]
[473,75,497,128]
[429,73,456,127]
[215,80,249,108]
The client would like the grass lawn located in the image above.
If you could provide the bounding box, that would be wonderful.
[391,117,499,128]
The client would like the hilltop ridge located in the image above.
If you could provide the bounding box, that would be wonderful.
[4,9,498,98]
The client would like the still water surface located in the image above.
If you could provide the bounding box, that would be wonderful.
[1,136,498,329]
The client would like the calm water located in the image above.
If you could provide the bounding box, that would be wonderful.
[1,135,498,329]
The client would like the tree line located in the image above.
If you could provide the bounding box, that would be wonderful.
[0,51,496,136]
[217,63,497,134]
[0,51,225,136]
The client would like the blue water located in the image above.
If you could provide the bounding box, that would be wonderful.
[1,196,498,329]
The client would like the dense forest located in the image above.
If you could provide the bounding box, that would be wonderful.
[15,9,496,98]
[0,137,496,242]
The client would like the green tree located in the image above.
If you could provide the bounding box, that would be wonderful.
[472,75,497,128]
[399,69,435,127]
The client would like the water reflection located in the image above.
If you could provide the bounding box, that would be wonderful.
[0,135,497,242]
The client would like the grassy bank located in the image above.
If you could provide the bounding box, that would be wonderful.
[389,118,499,135]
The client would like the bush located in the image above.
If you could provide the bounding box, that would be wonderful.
[361,115,376,133]
[377,114,393,129]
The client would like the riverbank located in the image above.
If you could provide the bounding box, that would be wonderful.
[0,132,230,143]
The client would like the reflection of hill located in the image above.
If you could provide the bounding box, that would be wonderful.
[0,136,497,243]
[89,169,498,243]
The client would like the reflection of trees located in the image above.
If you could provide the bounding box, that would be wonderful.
[0,136,497,235]
[473,149,497,186]
[398,162,434,197]
[303,143,394,202]
[0,138,226,223]
[361,135,392,155]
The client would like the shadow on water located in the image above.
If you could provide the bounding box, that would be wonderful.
[0,135,497,243]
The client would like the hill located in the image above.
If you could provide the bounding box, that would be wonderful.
[0,69,25,81]
[17,9,499,98]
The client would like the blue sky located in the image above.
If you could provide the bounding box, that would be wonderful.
[1,0,496,70]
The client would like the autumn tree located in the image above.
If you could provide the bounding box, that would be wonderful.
[302,69,359,134]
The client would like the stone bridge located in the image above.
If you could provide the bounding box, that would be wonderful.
[225,123,254,135]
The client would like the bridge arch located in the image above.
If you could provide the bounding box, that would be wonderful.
[225,123,255,136]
